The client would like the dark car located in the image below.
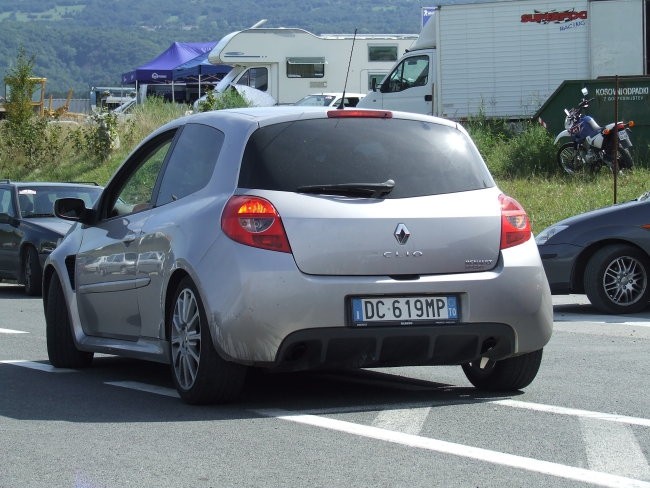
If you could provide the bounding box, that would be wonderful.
[536,191,650,314]
[0,180,102,295]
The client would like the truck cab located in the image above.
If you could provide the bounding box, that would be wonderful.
[359,51,435,115]
[357,18,437,115]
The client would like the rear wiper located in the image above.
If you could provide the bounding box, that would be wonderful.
[297,179,395,198]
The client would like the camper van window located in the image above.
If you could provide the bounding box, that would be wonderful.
[368,73,386,91]
[368,45,399,62]
[286,57,325,79]
[238,68,269,91]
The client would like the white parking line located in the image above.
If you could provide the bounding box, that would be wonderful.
[95,380,650,486]
[257,409,650,488]
[0,328,28,334]
[105,381,180,398]
[371,406,431,435]
[581,418,650,480]
[0,360,77,373]
[491,399,650,427]
[554,314,650,328]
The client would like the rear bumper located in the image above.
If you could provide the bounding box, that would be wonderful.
[197,237,553,366]
[272,322,515,371]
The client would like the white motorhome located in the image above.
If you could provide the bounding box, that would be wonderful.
[207,22,418,105]
[358,0,647,118]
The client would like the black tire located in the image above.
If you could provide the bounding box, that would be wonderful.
[617,147,633,170]
[462,349,543,391]
[23,246,42,296]
[584,245,649,314]
[169,277,247,404]
[557,143,583,175]
[46,274,94,368]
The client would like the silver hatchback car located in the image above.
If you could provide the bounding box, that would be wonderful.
[44,107,553,404]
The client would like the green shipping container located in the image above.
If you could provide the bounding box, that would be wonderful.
[535,77,650,168]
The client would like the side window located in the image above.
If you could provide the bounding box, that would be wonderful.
[0,188,15,216]
[368,73,386,90]
[382,55,430,93]
[238,67,268,92]
[286,57,325,79]
[368,45,399,62]
[155,124,224,206]
[109,132,176,217]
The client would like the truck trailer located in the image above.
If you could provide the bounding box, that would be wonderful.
[207,21,418,105]
[358,0,647,119]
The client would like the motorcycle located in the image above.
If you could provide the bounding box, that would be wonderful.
[554,87,634,174]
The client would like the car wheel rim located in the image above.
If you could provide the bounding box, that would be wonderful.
[603,255,647,306]
[171,288,202,390]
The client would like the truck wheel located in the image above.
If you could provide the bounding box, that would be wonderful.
[46,274,93,368]
[557,143,583,174]
[169,277,247,404]
[584,245,649,314]
[461,349,543,391]
[23,246,42,296]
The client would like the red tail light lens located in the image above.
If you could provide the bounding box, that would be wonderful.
[221,196,292,253]
[499,194,531,249]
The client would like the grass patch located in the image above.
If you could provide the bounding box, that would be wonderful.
[1,101,647,235]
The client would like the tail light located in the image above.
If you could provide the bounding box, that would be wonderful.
[327,109,392,119]
[499,194,531,250]
[221,196,292,253]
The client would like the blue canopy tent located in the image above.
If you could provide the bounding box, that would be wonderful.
[172,52,232,99]
[121,41,218,101]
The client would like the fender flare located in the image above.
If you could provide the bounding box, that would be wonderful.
[554,130,571,145]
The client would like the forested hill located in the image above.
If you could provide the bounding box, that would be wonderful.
[0,0,427,97]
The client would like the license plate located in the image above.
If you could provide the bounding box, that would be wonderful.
[618,131,629,142]
[350,295,459,326]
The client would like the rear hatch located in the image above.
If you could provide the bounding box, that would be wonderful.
[237,113,500,276]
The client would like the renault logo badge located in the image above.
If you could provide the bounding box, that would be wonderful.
[394,224,410,245]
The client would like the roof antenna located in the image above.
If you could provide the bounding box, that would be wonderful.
[338,28,357,110]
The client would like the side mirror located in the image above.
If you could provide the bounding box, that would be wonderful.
[54,198,93,224]
[371,78,377,92]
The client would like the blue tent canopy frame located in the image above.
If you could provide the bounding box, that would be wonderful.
[172,52,232,82]
[121,41,232,102]
[121,41,224,84]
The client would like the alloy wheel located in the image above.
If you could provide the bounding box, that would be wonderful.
[602,255,647,307]
[170,288,202,390]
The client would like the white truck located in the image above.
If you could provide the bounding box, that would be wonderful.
[358,0,647,119]
[207,21,418,105]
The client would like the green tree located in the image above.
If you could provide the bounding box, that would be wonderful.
[3,46,39,128]
[1,46,53,173]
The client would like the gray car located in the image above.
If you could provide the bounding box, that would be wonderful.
[536,191,650,314]
[43,106,553,404]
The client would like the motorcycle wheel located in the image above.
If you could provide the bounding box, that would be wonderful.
[557,143,584,174]
[617,147,633,170]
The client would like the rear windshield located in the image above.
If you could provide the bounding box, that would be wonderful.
[239,117,494,198]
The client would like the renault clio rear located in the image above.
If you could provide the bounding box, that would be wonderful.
[43,106,553,404]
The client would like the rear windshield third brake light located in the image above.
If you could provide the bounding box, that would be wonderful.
[327,109,392,119]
